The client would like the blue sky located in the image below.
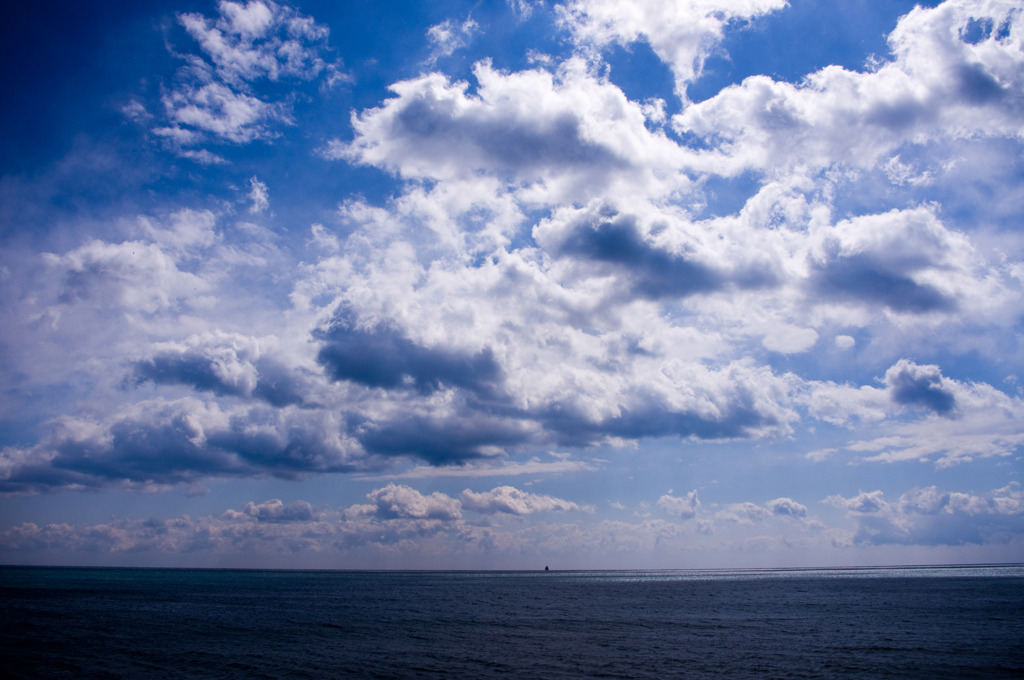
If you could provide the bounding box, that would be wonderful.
[1,0,1022,569]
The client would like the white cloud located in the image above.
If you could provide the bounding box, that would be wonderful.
[673,0,1024,173]
[178,0,335,86]
[42,239,211,315]
[768,497,807,518]
[227,498,316,522]
[817,361,1024,467]
[805,448,837,463]
[332,58,687,204]
[508,0,542,19]
[798,358,1024,467]
[156,0,341,157]
[298,188,801,456]
[309,5,1021,482]
[708,497,811,527]
[716,501,771,524]
[161,82,287,144]
[804,207,1007,319]
[138,209,219,254]
[826,483,1024,546]
[248,177,270,214]
[366,483,463,520]
[177,149,229,165]
[658,489,701,518]
[13,1,1021,505]
[834,335,856,350]
[761,325,818,354]
[558,0,787,97]
[460,485,593,514]
[426,17,480,62]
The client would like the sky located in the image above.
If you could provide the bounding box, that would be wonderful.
[1,0,1022,570]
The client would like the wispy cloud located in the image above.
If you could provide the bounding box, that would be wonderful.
[152,0,344,159]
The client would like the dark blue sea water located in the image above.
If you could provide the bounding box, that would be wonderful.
[2,565,1022,679]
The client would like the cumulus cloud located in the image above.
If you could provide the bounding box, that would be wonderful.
[0,485,823,563]
[0,490,601,560]
[365,483,463,520]
[884,359,958,415]
[0,398,368,493]
[536,206,730,301]
[803,360,1024,467]
[227,498,316,522]
[1,481,1017,564]
[354,412,536,465]
[558,0,787,97]
[673,0,1024,173]
[716,501,771,524]
[35,210,221,320]
[768,497,808,518]
[138,209,220,254]
[460,486,592,514]
[131,332,308,407]
[658,490,701,518]
[805,208,972,315]
[316,306,504,398]
[329,58,685,204]
[291,0,1021,488]
[826,484,1024,546]
[43,240,209,315]
[293,192,800,462]
[711,497,810,525]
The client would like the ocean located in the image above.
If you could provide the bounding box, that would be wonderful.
[2,565,1022,679]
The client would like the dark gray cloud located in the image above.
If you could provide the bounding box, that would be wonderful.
[356,413,533,465]
[250,360,310,408]
[595,404,773,441]
[206,416,361,478]
[549,211,777,300]
[809,252,956,313]
[132,352,307,407]
[134,354,242,396]
[556,213,724,299]
[316,308,504,398]
[353,379,780,465]
[541,397,777,447]
[862,97,930,131]
[49,411,239,485]
[884,360,958,415]
[955,62,1006,104]
[0,400,368,492]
